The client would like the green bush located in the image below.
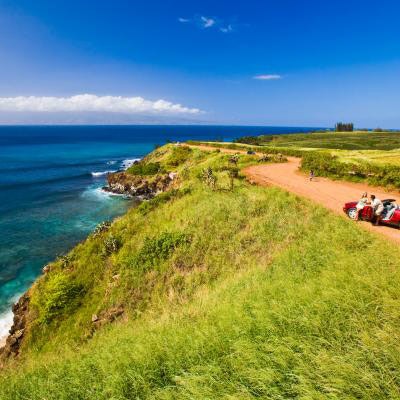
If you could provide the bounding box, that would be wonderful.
[128,232,190,271]
[38,274,84,324]
[92,221,112,237]
[102,234,121,256]
[127,162,164,176]
[167,146,192,167]
[57,254,73,269]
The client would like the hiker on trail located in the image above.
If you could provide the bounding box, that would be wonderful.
[355,192,368,221]
[309,170,314,181]
[370,194,384,226]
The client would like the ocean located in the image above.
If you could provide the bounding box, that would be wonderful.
[0,125,315,338]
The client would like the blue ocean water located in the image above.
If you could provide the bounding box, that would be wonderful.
[0,125,315,336]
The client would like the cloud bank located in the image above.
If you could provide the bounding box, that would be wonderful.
[253,74,282,80]
[0,94,202,115]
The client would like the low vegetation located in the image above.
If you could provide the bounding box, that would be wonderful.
[1,144,400,399]
[301,151,400,189]
[127,161,164,176]
[235,130,400,151]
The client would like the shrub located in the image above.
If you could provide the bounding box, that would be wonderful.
[167,146,192,167]
[201,167,217,190]
[180,165,190,180]
[224,166,240,190]
[102,234,121,256]
[92,221,111,237]
[228,154,239,165]
[57,255,72,269]
[128,232,190,271]
[39,274,84,324]
[127,162,164,176]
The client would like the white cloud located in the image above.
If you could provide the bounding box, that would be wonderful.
[0,94,202,115]
[253,74,282,80]
[179,15,236,33]
[200,16,216,28]
[220,24,233,33]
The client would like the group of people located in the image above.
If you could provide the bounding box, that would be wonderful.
[355,192,398,225]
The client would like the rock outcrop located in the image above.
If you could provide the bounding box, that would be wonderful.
[0,294,29,365]
[103,172,173,198]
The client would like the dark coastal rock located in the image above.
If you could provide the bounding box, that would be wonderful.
[0,293,30,365]
[103,171,173,198]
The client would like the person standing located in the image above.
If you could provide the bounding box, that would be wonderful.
[309,170,314,181]
[370,194,384,226]
[355,192,368,221]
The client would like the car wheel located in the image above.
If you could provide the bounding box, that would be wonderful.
[347,207,358,220]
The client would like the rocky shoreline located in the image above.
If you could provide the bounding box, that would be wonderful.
[103,170,175,198]
[0,294,29,366]
[0,168,176,363]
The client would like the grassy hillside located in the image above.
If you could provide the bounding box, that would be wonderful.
[236,131,400,151]
[1,144,400,399]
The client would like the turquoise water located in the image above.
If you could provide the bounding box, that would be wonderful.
[0,125,316,335]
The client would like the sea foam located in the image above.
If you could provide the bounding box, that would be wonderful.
[0,310,14,347]
[121,158,141,170]
[91,170,116,177]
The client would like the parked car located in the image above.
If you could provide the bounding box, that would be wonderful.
[247,150,256,155]
[343,198,400,227]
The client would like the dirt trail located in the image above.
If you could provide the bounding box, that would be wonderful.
[189,144,400,244]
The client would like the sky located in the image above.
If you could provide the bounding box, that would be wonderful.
[0,0,400,127]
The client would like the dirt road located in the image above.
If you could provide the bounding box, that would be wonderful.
[189,144,400,244]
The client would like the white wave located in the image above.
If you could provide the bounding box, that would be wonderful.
[0,311,13,347]
[91,170,116,177]
[107,160,117,165]
[121,158,141,170]
[85,187,131,200]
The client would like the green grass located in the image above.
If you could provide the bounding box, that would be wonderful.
[1,144,400,399]
[332,149,400,166]
[236,131,400,151]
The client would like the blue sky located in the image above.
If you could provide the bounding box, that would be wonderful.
[0,0,400,127]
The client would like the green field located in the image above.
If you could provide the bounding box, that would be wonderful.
[242,131,400,151]
[1,145,400,399]
[330,148,400,166]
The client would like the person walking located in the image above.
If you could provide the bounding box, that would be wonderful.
[370,194,384,226]
[309,170,314,181]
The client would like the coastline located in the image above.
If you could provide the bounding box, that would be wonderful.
[0,155,172,356]
[0,158,143,352]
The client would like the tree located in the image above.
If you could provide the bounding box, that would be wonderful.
[335,122,354,132]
